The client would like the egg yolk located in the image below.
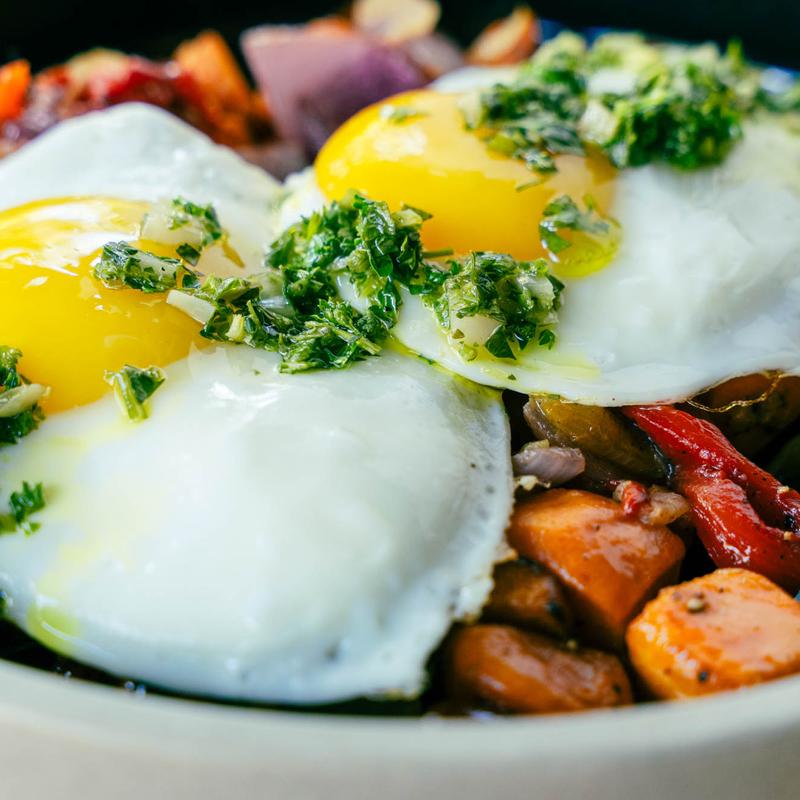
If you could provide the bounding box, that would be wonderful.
[315,89,617,264]
[0,196,207,413]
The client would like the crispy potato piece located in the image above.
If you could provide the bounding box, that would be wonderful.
[627,568,800,699]
[0,60,30,123]
[483,560,573,639]
[508,489,685,650]
[445,624,632,714]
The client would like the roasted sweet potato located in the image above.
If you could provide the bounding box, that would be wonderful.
[627,568,800,699]
[445,624,632,714]
[174,31,264,146]
[508,489,685,650]
[483,560,573,639]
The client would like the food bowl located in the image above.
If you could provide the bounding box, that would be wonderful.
[1,659,798,799]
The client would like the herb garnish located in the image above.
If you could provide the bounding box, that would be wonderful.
[94,242,188,293]
[96,195,564,371]
[380,105,429,124]
[468,32,791,175]
[166,197,227,266]
[104,365,166,422]
[0,347,46,445]
[1,481,45,535]
[539,194,612,255]
[433,253,563,360]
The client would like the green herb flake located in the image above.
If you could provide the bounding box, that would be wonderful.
[0,481,46,536]
[539,194,612,254]
[0,347,45,445]
[380,105,429,124]
[168,198,224,246]
[467,31,793,175]
[100,193,567,373]
[432,252,563,360]
[93,242,189,293]
[104,365,166,422]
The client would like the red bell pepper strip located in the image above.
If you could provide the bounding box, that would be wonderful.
[623,404,800,593]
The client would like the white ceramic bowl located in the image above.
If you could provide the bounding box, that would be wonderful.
[1,657,798,799]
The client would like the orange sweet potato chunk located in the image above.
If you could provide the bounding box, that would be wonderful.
[627,567,800,699]
[445,624,632,714]
[483,560,573,639]
[508,489,685,650]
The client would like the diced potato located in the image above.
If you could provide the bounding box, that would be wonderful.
[508,489,685,650]
[627,567,800,699]
[483,560,573,639]
[445,624,632,714]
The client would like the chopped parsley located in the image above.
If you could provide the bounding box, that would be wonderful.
[433,253,563,360]
[0,347,45,445]
[94,242,187,293]
[468,31,792,174]
[104,365,166,422]
[0,481,45,536]
[166,197,229,266]
[380,105,428,124]
[97,194,565,372]
[539,194,612,255]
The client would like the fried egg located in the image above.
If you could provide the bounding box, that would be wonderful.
[285,75,800,405]
[0,105,512,702]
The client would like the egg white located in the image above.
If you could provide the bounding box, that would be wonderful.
[0,346,510,703]
[0,104,283,268]
[0,106,513,702]
[283,76,800,405]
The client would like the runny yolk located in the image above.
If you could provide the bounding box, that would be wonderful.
[315,89,617,266]
[0,196,207,413]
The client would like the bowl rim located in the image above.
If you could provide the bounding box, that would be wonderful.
[1,655,799,765]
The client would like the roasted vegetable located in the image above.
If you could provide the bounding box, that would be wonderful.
[483,560,573,639]
[624,404,800,593]
[512,442,585,488]
[242,22,425,154]
[0,61,30,123]
[508,489,685,650]
[688,373,800,456]
[612,481,690,527]
[174,30,269,147]
[445,624,632,714]
[524,397,666,486]
[467,6,540,66]
[627,568,800,699]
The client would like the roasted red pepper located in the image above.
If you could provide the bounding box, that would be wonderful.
[623,404,800,593]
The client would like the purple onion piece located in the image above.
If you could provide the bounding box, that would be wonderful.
[512,444,586,486]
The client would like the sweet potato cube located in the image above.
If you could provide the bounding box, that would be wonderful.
[627,567,800,699]
[445,624,632,714]
[483,560,573,639]
[508,489,685,650]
